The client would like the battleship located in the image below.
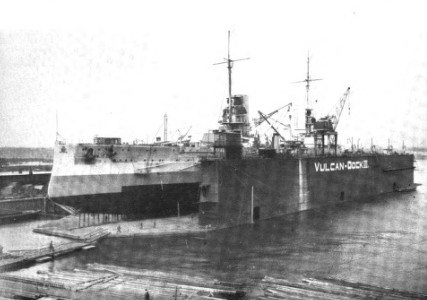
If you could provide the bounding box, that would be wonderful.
[48,32,416,223]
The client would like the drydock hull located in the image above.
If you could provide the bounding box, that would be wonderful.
[48,171,201,217]
[199,154,415,226]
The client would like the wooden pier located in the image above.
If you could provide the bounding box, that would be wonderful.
[33,227,109,242]
[0,241,95,272]
[258,276,427,300]
[2,264,426,299]
[0,264,246,300]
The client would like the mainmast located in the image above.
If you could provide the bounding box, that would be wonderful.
[295,55,322,107]
[214,31,249,123]
[294,54,322,135]
[227,31,232,122]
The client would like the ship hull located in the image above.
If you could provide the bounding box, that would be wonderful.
[199,154,415,226]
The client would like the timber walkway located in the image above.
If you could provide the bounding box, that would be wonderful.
[258,276,427,300]
[0,263,246,300]
[0,241,94,272]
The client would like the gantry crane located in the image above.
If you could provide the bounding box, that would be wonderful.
[311,87,351,155]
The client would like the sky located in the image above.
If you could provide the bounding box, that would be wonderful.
[0,0,426,149]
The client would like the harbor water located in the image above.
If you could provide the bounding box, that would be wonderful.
[1,158,426,295]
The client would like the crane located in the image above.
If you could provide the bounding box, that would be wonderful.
[254,102,292,127]
[325,87,351,131]
[177,126,192,142]
[257,110,286,140]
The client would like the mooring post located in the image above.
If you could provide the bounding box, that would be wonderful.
[177,201,180,218]
[251,186,254,224]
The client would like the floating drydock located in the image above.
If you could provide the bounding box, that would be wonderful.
[197,43,416,227]
[198,153,415,226]
[47,33,416,224]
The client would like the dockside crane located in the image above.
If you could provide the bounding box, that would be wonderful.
[329,87,351,131]
[253,102,292,127]
[177,126,192,142]
[255,103,295,149]
[318,87,351,131]
[257,110,286,140]
[311,87,351,155]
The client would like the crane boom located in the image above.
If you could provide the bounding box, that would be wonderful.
[254,102,292,127]
[257,110,285,140]
[328,87,351,131]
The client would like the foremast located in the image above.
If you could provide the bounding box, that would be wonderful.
[214,31,251,137]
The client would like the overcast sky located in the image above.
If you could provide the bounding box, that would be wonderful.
[0,0,426,148]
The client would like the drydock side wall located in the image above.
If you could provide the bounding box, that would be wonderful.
[199,159,301,226]
[199,154,415,227]
[48,142,203,217]
[51,182,200,217]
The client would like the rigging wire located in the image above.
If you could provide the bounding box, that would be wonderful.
[152,120,164,142]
